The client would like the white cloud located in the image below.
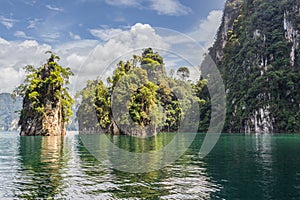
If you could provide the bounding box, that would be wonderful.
[19,40,39,48]
[149,0,191,16]
[22,0,37,6]
[77,23,169,90]
[55,40,98,72]
[0,40,51,93]
[104,0,140,7]
[0,37,10,45]
[0,38,98,93]
[155,11,223,73]
[41,32,61,43]
[0,19,219,93]
[0,67,25,92]
[69,32,81,40]
[163,10,223,50]
[89,28,124,41]
[0,16,17,29]
[45,5,64,12]
[189,10,223,48]
[27,18,39,29]
[102,0,191,16]
[14,31,32,39]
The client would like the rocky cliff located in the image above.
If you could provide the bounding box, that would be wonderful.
[208,0,300,133]
[17,53,74,136]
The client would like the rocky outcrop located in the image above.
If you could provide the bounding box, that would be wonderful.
[18,53,73,136]
[19,64,66,136]
[207,0,300,133]
[208,0,243,66]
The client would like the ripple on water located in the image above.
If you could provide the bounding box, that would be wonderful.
[1,132,300,199]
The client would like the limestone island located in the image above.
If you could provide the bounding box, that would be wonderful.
[13,52,74,136]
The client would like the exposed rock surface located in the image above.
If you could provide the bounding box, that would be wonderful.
[19,63,66,136]
[207,0,300,133]
[18,54,73,136]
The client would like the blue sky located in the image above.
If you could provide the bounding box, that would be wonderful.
[0,0,224,43]
[0,0,225,92]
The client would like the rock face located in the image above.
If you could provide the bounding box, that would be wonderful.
[18,53,73,136]
[208,0,300,133]
[19,99,66,136]
[19,64,66,136]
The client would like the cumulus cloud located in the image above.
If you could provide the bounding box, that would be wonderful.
[0,19,220,93]
[77,23,169,90]
[0,40,51,93]
[0,23,169,93]
[0,37,10,45]
[0,38,99,93]
[163,9,223,56]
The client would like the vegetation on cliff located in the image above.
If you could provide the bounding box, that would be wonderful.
[13,52,74,136]
[77,48,207,135]
[206,0,300,133]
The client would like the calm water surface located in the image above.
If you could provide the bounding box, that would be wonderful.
[1,132,300,199]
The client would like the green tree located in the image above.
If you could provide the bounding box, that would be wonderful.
[78,48,208,135]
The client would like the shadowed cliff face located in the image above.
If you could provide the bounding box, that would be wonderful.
[207,0,300,133]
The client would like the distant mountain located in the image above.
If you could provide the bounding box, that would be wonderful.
[0,93,22,131]
[206,0,300,133]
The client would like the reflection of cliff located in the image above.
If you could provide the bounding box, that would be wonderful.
[78,133,174,173]
[204,135,292,199]
[76,133,218,199]
[76,135,171,198]
[17,136,65,199]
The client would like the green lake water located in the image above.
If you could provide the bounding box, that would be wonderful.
[1,132,300,199]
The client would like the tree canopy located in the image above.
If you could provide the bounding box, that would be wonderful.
[77,48,208,135]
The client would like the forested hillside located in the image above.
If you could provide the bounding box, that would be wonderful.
[207,0,300,133]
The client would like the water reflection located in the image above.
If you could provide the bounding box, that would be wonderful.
[16,136,66,199]
[254,134,274,199]
[79,132,196,173]
[1,132,299,199]
[76,133,220,199]
[204,134,300,199]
